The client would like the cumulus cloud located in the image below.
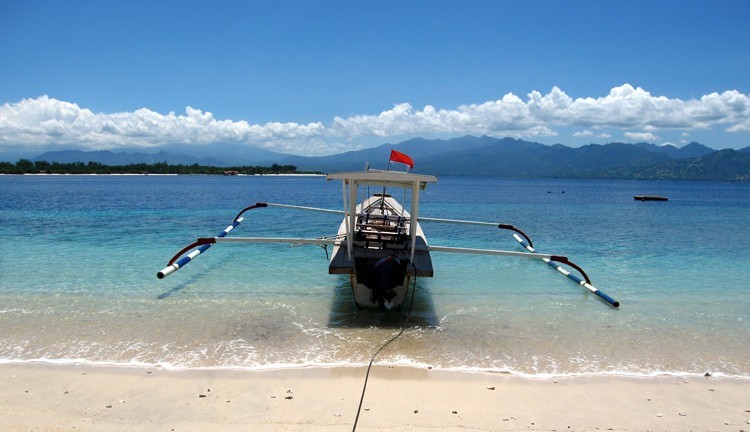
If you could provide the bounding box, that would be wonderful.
[330,94,559,138]
[0,96,325,153]
[1,84,749,155]
[573,130,595,138]
[573,130,613,140]
[625,131,659,141]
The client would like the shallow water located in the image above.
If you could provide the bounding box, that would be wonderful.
[1,175,748,377]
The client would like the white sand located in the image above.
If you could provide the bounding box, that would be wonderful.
[1,363,748,431]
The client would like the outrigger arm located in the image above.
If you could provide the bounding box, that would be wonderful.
[156,200,619,308]
[417,214,619,308]
[513,234,619,308]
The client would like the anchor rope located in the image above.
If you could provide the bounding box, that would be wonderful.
[351,272,418,432]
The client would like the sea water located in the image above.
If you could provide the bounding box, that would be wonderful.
[1,175,748,377]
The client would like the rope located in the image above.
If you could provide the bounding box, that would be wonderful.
[351,273,418,432]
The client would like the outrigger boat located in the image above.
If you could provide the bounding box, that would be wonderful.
[157,152,619,310]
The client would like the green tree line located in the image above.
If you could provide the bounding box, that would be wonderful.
[0,159,312,175]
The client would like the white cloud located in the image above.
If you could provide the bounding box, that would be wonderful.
[573,130,594,137]
[329,95,558,138]
[573,130,611,139]
[625,132,658,141]
[727,118,750,132]
[0,96,326,154]
[1,84,749,155]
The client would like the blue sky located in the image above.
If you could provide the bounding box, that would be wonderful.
[1,0,749,158]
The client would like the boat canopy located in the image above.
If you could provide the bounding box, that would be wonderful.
[327,170,437,263]
[326,170,437,191]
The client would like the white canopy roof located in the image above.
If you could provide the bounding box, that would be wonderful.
[326,170,437,190]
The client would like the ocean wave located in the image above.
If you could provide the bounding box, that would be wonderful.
[1,356,748,380]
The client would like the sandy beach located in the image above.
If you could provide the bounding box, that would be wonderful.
[1,363,747,431]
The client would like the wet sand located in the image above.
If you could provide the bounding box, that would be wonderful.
[1,363,748,431]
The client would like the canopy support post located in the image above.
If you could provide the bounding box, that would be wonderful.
[409,183,419,263]
[347,179,358,263]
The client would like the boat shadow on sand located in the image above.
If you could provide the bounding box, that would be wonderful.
[326,277,440,329]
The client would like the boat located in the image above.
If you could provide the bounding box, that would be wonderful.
[326,170,436,310]
[157,151,619,309]
[634,195,668,201]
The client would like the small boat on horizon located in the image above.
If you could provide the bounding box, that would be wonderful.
[634,195,668,201]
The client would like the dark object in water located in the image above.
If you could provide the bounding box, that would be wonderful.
[634,195,668,201]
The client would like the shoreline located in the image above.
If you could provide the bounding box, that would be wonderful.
[2,358,748,380]
[2,363,748,431]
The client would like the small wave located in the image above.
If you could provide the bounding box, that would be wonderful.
[0,356,362,372]
[1,356,748,380]
[0,308,41,315]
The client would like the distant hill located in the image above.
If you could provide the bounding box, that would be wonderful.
[415,140,675,177]
[283,136,747,181]
[18,135,750,181]
[281,135,499,172]
[157,143,291,166]
[32,150,227,166]
[634,141,714,158]
[31,144,291,167]
[596,149,750,181]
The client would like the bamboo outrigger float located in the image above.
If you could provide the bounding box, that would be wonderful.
[157,151,619,310]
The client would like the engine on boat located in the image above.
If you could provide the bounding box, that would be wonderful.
[355,255,408,309]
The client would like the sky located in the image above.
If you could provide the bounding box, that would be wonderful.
[1,0,749,159]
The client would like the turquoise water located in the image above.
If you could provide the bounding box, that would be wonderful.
[1,175,748,377]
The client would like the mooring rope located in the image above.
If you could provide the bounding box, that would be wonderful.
[351,273,418,432]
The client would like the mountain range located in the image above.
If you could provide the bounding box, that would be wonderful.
[20,135,750,181]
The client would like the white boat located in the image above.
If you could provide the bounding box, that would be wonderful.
[157,163,619,309]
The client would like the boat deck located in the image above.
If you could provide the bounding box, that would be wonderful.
[328,236,434,277]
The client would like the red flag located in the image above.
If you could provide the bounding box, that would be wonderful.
[389,149,414,169]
